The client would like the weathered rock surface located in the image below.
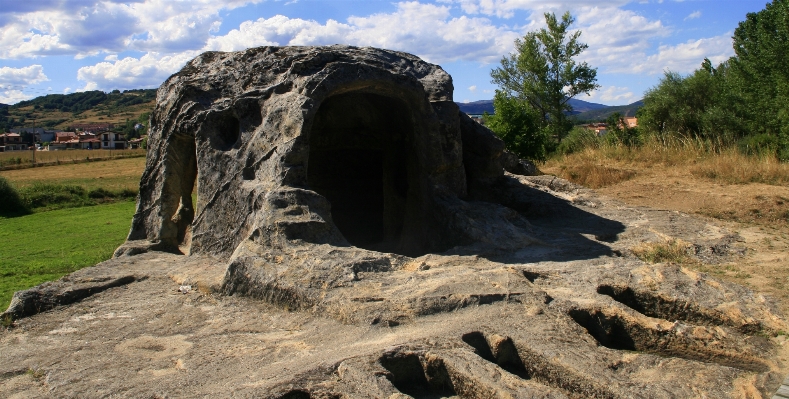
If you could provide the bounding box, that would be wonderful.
[2,46,788,398]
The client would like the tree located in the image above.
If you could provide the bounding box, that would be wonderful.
[490,11,598,154]
[729,0,789,159]
[483,92,548,162]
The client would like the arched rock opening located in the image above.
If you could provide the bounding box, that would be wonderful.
[307,92,414,254]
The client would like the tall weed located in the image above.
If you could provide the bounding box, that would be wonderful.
[546,133,789,187]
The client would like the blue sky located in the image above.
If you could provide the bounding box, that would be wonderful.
[0,0,769,106]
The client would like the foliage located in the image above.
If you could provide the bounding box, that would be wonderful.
[556,127,600,155]
[15,91,108,114]
[604,112,641,147]
[491,11,599,147]
[115,112,150,140]
[730,0,789,144]
[0,200,136,310]
[637,0,789,160]
[0,176,29,217]
[0,89,156,131]
[17,183,137,212]
[483,92,549,162]
[737,133,781,157]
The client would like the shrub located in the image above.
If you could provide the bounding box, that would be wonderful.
[0,176,29,217]
[557,127,599,155]
[19,184,91,210]
[737,133,779,157]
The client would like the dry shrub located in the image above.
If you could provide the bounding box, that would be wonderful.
[546,135,788,188]
[632,239,694,264]
[690,150,789,185]
[554,159,636,189]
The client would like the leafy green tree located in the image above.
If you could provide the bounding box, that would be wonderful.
[638,59,744,143]
[729,0,789,159]
[490,11,599,150]
[483,92,548,162]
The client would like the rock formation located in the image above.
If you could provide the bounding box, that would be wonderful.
[3,46,788,398]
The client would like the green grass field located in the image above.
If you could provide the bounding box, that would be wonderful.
[0,198,136,310]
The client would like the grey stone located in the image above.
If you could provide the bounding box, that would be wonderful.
[3,46,788,398]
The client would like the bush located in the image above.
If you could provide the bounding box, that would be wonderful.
[737,133,779,157]
[20,184,90,210]
[15,184,139,212]
[0,177,29,217]
[557,127,599,155]
[484,92,550,162]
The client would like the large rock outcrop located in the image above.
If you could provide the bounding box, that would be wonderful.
[119,45,517,260]
[3,46,787,398]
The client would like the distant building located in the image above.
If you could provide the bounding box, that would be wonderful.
[0,133,28,151]
[128,136,145,149]
[100,132,127,149]
[581,123,608,136]
[623,117,638,128]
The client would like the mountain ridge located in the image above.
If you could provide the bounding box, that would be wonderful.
[456,98,643,122]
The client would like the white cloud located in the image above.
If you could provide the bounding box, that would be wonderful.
[468,85,477,92]
[572,7,670,73]
[206,2,520,64]
[586,85,636,104]
[0,0,262,58]
[76,51,199,90]
[441,0,629,19]
[630,34,734,75]
[685,11,701,21]
[0,64,48,86]
[0,89,33,104]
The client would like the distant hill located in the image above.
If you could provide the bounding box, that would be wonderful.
[1,89,156,132]
[457,98,610,115]
[573,100,643,122]
[456,98,643,122]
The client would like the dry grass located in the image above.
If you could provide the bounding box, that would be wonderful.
[631,239,695,264]
[0,156,146,192]
[0,149,145,168]
[545,136,789,188]
[690,151,789,185]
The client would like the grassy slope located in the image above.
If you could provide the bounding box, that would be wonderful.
[0,156,145,191]
[5,90,155,130]
[0,200,136,310]
[0,157,147,310]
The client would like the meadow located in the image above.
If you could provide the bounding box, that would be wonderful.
[0,148,145,169]
[0,157,145,309]
[0,200,137,310]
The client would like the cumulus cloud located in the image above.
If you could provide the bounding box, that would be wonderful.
[571,7,670,74]
[0,64,49,86]
[0,0,261,58]
[207,2,520,64]
[630,34,734,75]
[586,85,636,104]
[77,51,198,90]
[468,85,477,92]
[0,89,34,104]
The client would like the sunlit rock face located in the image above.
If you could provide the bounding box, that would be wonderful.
[119,45,532,261]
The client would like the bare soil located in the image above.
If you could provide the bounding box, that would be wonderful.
[544,163,789,311]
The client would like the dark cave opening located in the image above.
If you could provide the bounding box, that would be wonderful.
[308,92,413,253]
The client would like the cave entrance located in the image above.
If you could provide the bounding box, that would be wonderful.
[308,92,414,253]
